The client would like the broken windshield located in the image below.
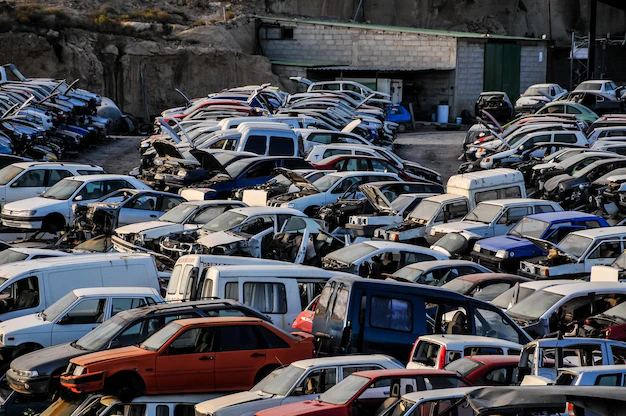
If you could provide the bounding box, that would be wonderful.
[408,200,440,223]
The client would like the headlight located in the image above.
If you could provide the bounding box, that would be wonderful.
[153,158,163,167]
[177,169,187,177]
[133,234,145,244]
[473,243,481,253]
[16,210,37,216]
[495,250,509,259]
[285,203,295,208]
[558,184,565,191]
[16,369,39,378]
[72,365,85,376]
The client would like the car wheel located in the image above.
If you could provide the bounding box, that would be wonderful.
[397,123,407,133]
[42,214,66,233]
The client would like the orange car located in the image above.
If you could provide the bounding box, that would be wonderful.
[60,317,313,397]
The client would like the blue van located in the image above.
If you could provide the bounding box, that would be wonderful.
[311,276,532,361]
[470,211,609,272]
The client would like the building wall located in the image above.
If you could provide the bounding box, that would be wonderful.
[453,40,485,117]
[260,21,457,70]
[520,43,549,95]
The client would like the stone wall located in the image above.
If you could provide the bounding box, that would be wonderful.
[260,21,457,70]
[454,40,485,117]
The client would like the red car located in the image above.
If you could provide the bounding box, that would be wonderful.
[312,155,412,181]
[255,368,465,416]
[443,355,520,386]
[292,295,319,333]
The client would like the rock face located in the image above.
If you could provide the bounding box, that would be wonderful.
[0,22,281,117]
[266,0,626,42]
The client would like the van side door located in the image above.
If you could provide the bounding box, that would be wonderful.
[237,277,299,332]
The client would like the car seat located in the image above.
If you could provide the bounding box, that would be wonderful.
[448,311,468,334]
[374,383,401,415]
[194,330,214,353]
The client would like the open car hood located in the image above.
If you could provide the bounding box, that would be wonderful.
[275,168,319,193]
[152,139,185,159]
[341,119,362,133]
[189,149,228,174]
[525,235,579,261]
[360,184,393,213]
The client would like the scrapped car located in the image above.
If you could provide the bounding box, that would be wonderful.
[490,279,577,310]
[573,79,621,98]
[74,189,186,235]
[0,175,151,232]
[561,91,625,116]
[312,154,411,180]
[60,317,314,397]
[7,299,270,395]
[426,199,563,246]
[506,282,626,338]
[518,226,626,279]
[159,207,307,258]
[0,287,162,360]
[292,295,318,333]
[569,298,626,341]
[0,247,69,265]
[254,369,463,416]
[407,334,521,370]
[112,200,247,253]
[194,355,404,416]
[535,102,599,124]
[440,273,531,302]
[475,92,513,123]
[268,171,401,216]
[389,259,491,286]
[515,83,567,113]
[556,365,626,387]
[383,386,479,416]
[234,169,330,206]
[443,355,520,386]
[68,394,223,416]
[470,211,609,272]
[322,241,448,277]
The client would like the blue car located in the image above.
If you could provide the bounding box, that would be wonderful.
[470,211,610,272]
[386,105,411,133]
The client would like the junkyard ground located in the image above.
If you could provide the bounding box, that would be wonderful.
[76,130,466,182]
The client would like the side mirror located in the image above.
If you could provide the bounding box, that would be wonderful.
[109,339,121,349]
[518,145,524,152]
[57,315,72,325]
[292,386,305,396]
[74,195,83,202]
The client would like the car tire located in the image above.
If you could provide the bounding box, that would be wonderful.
[304,206,319,217]
[105,372,146,400]
[397,123,407,133]
[42,214,66,233]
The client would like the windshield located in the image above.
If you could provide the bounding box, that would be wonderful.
[43,292,78,322]
[509,218,549,238]
[318,375,371,405]
[577,82,602,91]
[42,179,82,200]
[393,266,423,282]
[159,203,195,223]
[409,200,440,222]
[390,195,414,212]
[464,203,501,224]
[491,287,535,309]
[201,211,247,232]
[254,365,305,395]
[76,314,128,351]
[432,233,469,257]
[327,243,378,265]
[0,249,29,265]
[441,278,475,294]
[388,399,416,416]
[523,86,549,96]
[225,160,250,178]
[312,175,341,192]
[141,322,182,351]
[0,166,24,186]
[557,234,593,258]
[507,290,565,320]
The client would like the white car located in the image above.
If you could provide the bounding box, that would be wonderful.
[0,247,70,265]
[113,200,247,252]
[515,83,567,113]
[268,171,401,215]
[0,175,151,232]
[0,287,162,358]
[195,355,404,416]
[574,80,620,98]
[0,162,104,209]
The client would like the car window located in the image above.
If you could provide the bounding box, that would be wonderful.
[332,177,359,194]
[160,196,183,211]
[76,181,106,200]
[47,169,73,186]
[283,159,312,170]
[370,296,412,332]
[190,206,230,225]
[595,374,621,386]
[127,195,158,211]
[106,180,132,194]
[256,326,290,349]
[297,368,337,394]
[371,159,396,173]
[245,161,275,179]
[566,105,582,115]
[77,169,104,175]
[174,405,194,416]
[310,133,332,145]
[464,346,504,356]
[244,135,267,154]
[535,204,556,213]
[472,283,512,301]
[324,149,350,158]
[62,298,106,324]
[268,136,294,156]
[167,327,216,355]
[484,367,513,385]
[611,345,626,364]
[472,307,521,343]
[588,240,621,259]
[555,133,578,144]
[243,282,287,314]
[13,169,45,187]
[498,207,530,224]
[110,297,147,316]
[341,365,381,379]
[218,325,262,351]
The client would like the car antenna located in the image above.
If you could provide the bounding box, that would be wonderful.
[275,356,284,367]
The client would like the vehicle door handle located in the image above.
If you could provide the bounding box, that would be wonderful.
[150,215,157,218]
[251,352,265,357]
[199,356,214,361]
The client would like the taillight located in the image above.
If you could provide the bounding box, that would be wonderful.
[391,234,399,242]
[437,346,447,369]
[565,402,575,415]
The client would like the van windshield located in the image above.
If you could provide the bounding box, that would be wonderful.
[318,375,371,405]
[42,292,78,322]
[507,290,564,321]
[408,200,440,223]
[464,203,501,224]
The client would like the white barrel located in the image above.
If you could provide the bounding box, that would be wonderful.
[437,105,449,124]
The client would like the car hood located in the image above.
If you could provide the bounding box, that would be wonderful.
[276,168,319,193]
[152,139,185,159]
[189,149,228,174]
[532,162,558,171]
[479,235,535,252]
[434,221,489,234]
[71,346,153,366]
[196,390,274,414]
[516,96,550,106]
[255,400,333,416]
[3,197,65,212]
[197,231,246,248]
[526,236,579,261]
[543,174,572,192]
[87,201,122,211]
[115,221,176,235]
[361,184,393,213]
[11,342,85,373]
[0,313,50,335]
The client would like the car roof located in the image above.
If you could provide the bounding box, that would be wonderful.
[403,387,478,403]
[424,194,466,203]
[228,206,305,216]
[179,200,238,207]
[360,241,434,251]
[477,198,551,206]
[71,287,157,296]
[455,273,525,283]
[543,282,626,296]
[173,317,265,326]
[10,162,102,169]
[62,174,136,182]
[569,226,626,238]
[354,369,457,378]
[529,337,623,347]
[0,253,153,275]
[519,279,578,290]
[6,247,71,256]
[115,299,259,318]
[417,334,522,348]
[320,154,386,162]
[292,355,399,369]
[327,171,398,178]
[462,355,521,365]
[561,365,626,375]
[109,189,182,197]
[526,211,601,222]
[402,260,484,270]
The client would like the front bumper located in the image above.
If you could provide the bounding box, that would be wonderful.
[0,214,45,229]
[60,371,105,394]
[6,368,51,395]
[471,251,521,272]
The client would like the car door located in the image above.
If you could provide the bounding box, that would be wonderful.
[281,366,338,405]
[493,206,530,237]
[155,326,216,392]
[118,194,161,226]
[7,168,47,203]
[238,161,276,188]
[585,239,623,271]
[213,324,267,389]
[50,297,108,345]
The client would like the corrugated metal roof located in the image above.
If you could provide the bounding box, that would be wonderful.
[256,16,545,42]
[313,66,455,71]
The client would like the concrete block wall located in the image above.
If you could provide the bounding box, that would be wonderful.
[520,44,548,95]
[260,22,456,70]
[453,40,485,117]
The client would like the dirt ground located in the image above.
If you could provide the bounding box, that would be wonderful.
[75,136,144,174]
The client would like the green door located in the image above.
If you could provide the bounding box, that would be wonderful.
[484,43,521,103]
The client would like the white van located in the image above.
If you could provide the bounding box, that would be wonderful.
[168,263,354,331]
[376,169,526,243]
[0,253,160,321]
